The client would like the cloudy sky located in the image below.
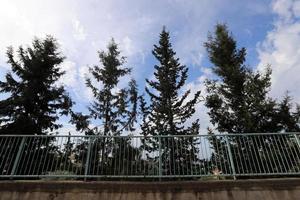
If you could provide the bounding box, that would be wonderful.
[0,0,299,133]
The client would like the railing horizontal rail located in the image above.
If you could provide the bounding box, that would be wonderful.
[0,133,299,180]
[1,132,300,137]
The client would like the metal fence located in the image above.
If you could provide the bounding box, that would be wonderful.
[0,133,300,180]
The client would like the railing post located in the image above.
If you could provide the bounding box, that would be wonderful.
[84,137,92,181]
[158,136,162,181]
[225,135,236,180]
[11,137,26,177]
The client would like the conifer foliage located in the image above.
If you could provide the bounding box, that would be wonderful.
[73,39,138,135]
[205,24,300,134]
[204,24,300,175]
[141,28,201,175]
[0,36,72,135]
[71,39,139,175]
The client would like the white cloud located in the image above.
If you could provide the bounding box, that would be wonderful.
[72,19,87,41]
[257,0,300,102]
[59,60,77,87]
[121,36,135,57]
[272,0,294,21]
[0,0,226,102]
[72,65,94,103]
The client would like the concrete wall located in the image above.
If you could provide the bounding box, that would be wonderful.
[0,178,300,200]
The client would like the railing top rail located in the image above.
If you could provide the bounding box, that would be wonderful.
[0,132,299,138]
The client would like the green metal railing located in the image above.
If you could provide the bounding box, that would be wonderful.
[0,133,300,180]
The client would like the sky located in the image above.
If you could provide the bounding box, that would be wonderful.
[0,0,300,134]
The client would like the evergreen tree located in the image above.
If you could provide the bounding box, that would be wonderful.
[204,24,300,175]
[0,36,72,135]
[71,39,139,176]
[0,36,72,176]
[141,27,201,176]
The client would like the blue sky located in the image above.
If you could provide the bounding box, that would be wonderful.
[1,0,300,133]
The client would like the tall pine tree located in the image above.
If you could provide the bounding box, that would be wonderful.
[0,36,72,135]
[141,27,201,176]
[0,36,73,176]
[71,39,139,176]
[204,24,300,175]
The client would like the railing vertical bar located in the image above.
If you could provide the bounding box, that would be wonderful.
[271,135,281,173]
[95,138,101,176]
[62,137,68,173]
[218,136,226,175]
[294,134,300,150]
[0,137,10,173]
[67,136,73,174]
[213,135,220,175]
[241,136,251,174]
[92,138,97,176]
[216,137,224,175]
[71,137,77,175]
[249,136,258,174]
[134,138,138,176]
[203,136,209,176]
[141,138,144,177]
[117,138,121,175]
[76,137,82,176]
[211,136,218,175]
[225,135,236,179]
[41,137,50,175]
[80,137,86,176]
[185,137,189,176]
[126,137,130,176]
[215,137,224,174]
[286,134,300,173]
[22,137,34,175]
[84,137,92,181]
[286,134,298,172]
[10,137,26,177]
[235,136,245,174]
[47,137,57,174]
[292,134,300,165]
[249,136,260,174]
[125,138,128,176]
[123,137,127,176]
[167,137,171,176]
[39,137,48,175]
[260,135,269,173]
[171,137,174,175]
[273,135,288,173]
[28,137,38,176]
[17,137,27,176]
[198,137,204,175]
[189,137,193,176]
[195,137,200,176]
[158,136,162,180]
[31,137,43,175]
[224,135,232,175]
[175,137,180,176]
[278,134,295,172]
[6,137,17,175]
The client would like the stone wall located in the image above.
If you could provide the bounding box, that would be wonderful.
[0,178,300,200]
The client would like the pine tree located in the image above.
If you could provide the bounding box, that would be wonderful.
[71,39,139,176]
[0,36,72,135]
[141,27,201,176]
[204,24,300,175]
[0,36,72,176]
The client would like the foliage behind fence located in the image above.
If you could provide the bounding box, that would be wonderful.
[1,133,300,180]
